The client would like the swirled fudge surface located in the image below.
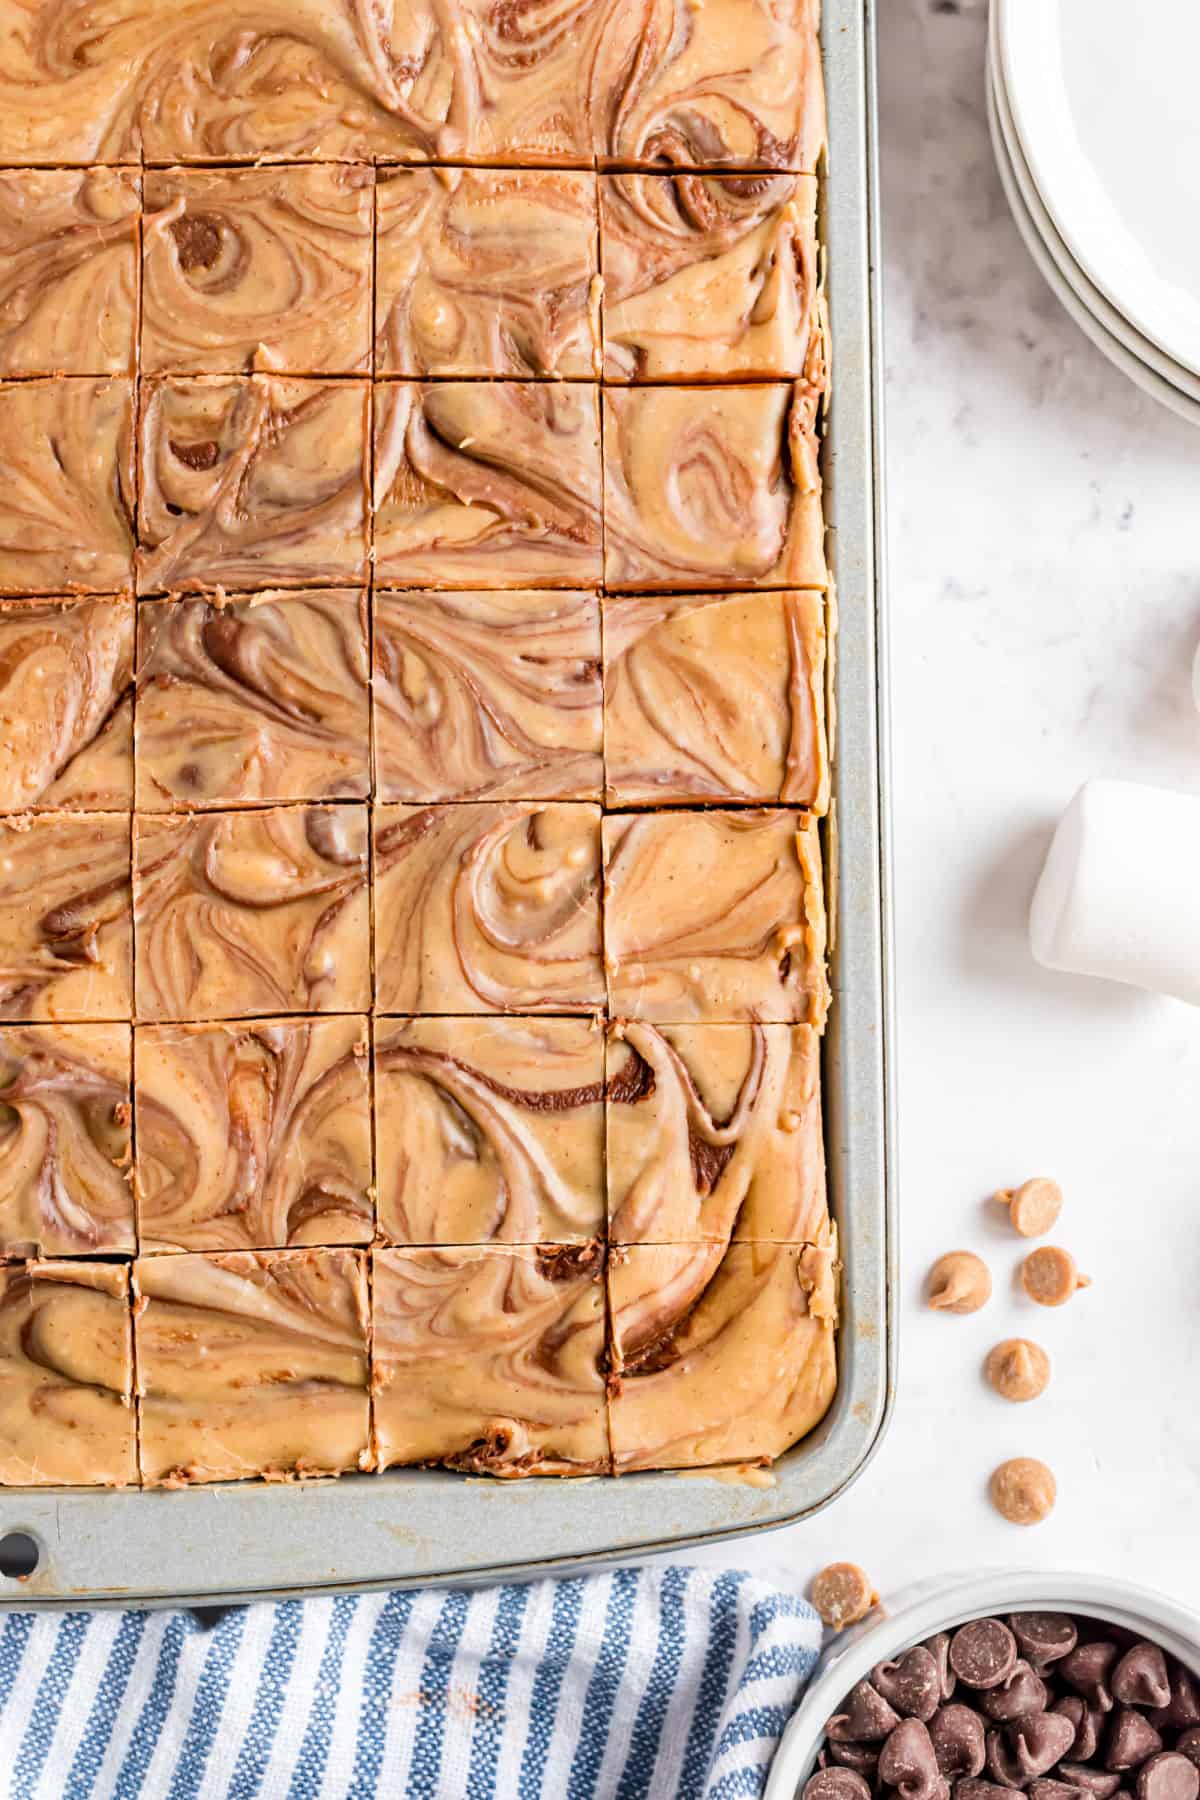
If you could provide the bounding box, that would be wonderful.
[0,0,834,1490]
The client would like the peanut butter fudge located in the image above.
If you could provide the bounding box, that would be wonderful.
[373,1245,609,1476]
[373,383,602,590]
[375,1017,605,1245]
[135,1017,372,1253]
[0,1025,133,1257]
[600,174,822,382]
[135,591,370,810]
[602,384,825,591]
[591,0,824,171]
[134,1248,371,1486]
[606,1236,838,1471]
[136,376,369,595]
[133,805,369,1022]
[605,1022,826,1244]
[142,166,374,377]
[373,590,602,804]
[373,802,604,1015]
[0,1261,135,1487]
[0,813,132,1022]
[0,597,134,813]
[0,379,134,594]
[376,169,600,379]
[602,809,828,1024]
[603,590,828,808]
[0,170,138,377]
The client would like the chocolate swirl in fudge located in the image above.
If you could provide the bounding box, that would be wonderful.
[135,1016,372,1253]
[373,589,602,804]
[372,1245,609,1476]
[0,597,134,812]
[0,170,137,376]
[133,804,369,1022]
[0,1025,132,1257]
[0,812,132,1021]
[136,590,369,809]
[375,1016,605,1245]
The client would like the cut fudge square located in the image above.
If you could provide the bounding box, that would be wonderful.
[134,805,370,1023]
[373,383,602,589]
[134,1248,371,1486]
[373,802,604,1015]
[606,1237,838,1471]
[0,1261,135,1487]
[0,1025,133,1258]
[591,0,824,173]
[372,589,602,803]
[600,173,822,382]
[0,596,134,813]
[375,168,599,378]
[142,166,374,376]
[0,170,138,377]
[0,813,132,1022]
[602,589,828,809]
[136,590,370,809]
[605,1022,826,1244]
[602,384,825,591]
[602,809,828,1025]
[136,376,369,595]
[372,1245,609,1476]
[375,1016,604,1245]
[0,380,134,595]
[136,1016,372,1253]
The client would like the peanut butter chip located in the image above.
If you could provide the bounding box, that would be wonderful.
[997,1177,1063,1238]
[927,1250,992,1314]
[990,1457,1057,1525]
[1021,1246,1090,1307]
[985,1339,1051,1403]
[811,1561,878,1631]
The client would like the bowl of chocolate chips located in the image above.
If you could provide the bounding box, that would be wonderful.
[765,1576,1200,1800]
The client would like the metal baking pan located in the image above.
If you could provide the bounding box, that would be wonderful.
[0,0,892,1608]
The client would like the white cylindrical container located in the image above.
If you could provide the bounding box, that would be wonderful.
[1029,779,1200,1006]
[765,1569,1200,1800]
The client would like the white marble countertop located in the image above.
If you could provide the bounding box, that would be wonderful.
[691,0,1200,1603]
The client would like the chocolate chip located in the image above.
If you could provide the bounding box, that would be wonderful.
[982,1662,1050,1723]
[828,1680,903,1743]
[1136,1754,1200,1800]
[930,1704,987,1778]
[924,1633,957,1701]
[804,1768,874,1800]
[1113,1648,1172,1712]
[953,1622,1021,1692]
[1107,1710,1164,1772]
[1174,1732,1200,1773]
[1034,1784,1095,1800]
[992,1712,1078,1783]
[879,1718,944,1800]
[829,1741,880,1776]
[1149,1669,1200,1731]
[873,1649,942,1722]
[1055,1699,1105,1762]
[1013,1616,1081,1676]
[1060,1765,1123,1797]
[1061,1644,1120,1713]
[959,1781,1025,1800]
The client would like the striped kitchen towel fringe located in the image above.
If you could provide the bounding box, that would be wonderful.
[0,1565,821,1800]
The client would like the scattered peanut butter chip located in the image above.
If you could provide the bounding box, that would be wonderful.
[995,1177,1063,1238]
[1020,1246,1090,1307]
[985,1339,1051,1403]
[927,1250,992,1314]
[811,1561,878,1631]
[990,1457,1057,1524]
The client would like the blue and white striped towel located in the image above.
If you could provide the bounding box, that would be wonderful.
[0,1566,821,1800]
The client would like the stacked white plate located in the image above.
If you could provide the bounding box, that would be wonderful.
[989,0,1200,425]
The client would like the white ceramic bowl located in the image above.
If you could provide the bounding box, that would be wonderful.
[765,1569,1200,1800]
